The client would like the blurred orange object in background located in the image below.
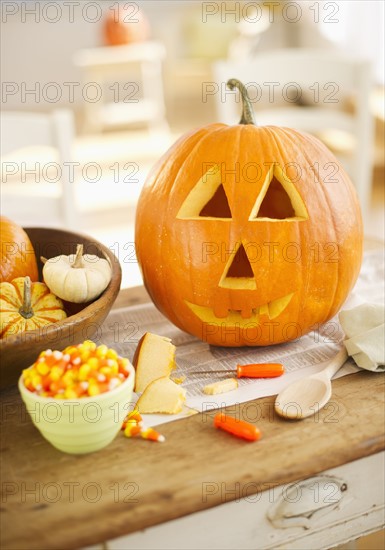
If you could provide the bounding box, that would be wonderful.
[103,7,151,46]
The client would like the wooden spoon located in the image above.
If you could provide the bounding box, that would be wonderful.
[275,348,348,419]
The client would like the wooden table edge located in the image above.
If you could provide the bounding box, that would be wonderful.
[1,238,384,550]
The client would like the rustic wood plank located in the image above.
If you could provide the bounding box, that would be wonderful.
[1,236,383,549]
[1,371,384,550]
[108,453,385,550]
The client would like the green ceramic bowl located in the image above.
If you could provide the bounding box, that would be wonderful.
[18,363,135,454]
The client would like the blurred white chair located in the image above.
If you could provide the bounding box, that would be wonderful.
[0,110,77,228]
[213,49,374,219]
[73,41,169,134]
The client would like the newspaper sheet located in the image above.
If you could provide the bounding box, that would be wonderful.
[100,249,384,426]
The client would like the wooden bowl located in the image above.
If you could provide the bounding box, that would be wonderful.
[0,227,122,389]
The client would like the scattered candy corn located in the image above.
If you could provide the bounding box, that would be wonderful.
[124,421,143,438]
[139,427,166,443]
[121,409,165,443]
[121,409,143,431]
[22,341,132,398]
[127,409,143,424]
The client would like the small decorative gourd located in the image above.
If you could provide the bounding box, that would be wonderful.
[0,277,67,338]
[42,244,112,303]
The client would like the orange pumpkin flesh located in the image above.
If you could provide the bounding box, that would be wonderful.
[0,217,39,283]
[135,80,363,347]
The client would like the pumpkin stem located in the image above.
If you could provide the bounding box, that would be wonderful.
[19,276,34,319]
[227,78,256,125]
[72,244,84,268]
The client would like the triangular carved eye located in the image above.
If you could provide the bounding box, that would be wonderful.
[219,242,256,290]
[249,165,308,221]
[199,183,231,218]
[177,165,232,220]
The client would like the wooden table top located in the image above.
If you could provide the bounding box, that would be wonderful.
[1,239,384,550]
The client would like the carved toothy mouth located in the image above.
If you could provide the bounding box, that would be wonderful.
[185,292,294,327]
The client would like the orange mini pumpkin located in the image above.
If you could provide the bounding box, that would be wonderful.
[0,217,39,283]
[135,79,363,347]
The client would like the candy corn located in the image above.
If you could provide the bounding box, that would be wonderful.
[124,421,142,438]
[139,427,166,443]
[121,409,165,443]
[22,341,132,398]
[121,409,143,431]
[127,409,143,424]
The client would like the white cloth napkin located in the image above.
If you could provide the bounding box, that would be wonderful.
[339,303,385,372]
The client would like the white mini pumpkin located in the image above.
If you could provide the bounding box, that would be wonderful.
[42,244,112,303]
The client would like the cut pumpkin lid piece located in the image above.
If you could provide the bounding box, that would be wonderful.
[136,377,186,414]
[133,332,176,393]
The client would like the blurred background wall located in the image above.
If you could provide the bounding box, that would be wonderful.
[2,1,383,114]
[1,0,384,289]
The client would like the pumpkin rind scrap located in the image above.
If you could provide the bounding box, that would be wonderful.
[0,277,67,338]
[135,81,363,347]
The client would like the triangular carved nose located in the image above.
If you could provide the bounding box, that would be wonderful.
[219,243,257,290]
[227,244,254,277]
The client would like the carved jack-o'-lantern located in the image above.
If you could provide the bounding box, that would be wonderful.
[135,80,363,347]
